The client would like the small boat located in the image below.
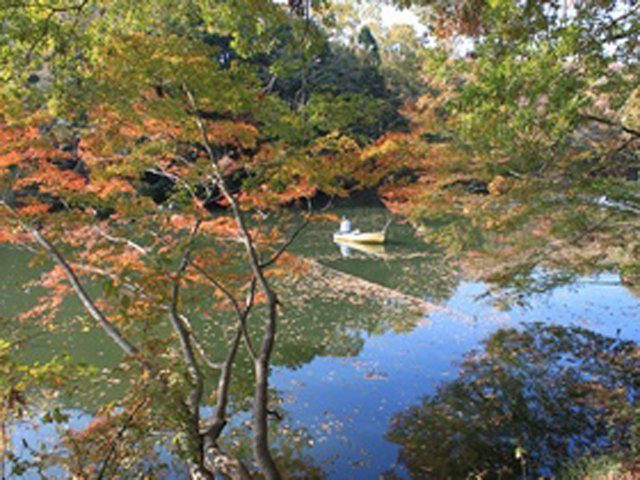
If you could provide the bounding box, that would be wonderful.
[333,230,386,244]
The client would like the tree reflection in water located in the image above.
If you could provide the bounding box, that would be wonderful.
[386,323,639,479]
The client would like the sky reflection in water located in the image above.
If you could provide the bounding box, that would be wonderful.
[272,274,639,479]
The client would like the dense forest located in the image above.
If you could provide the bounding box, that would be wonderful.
[0,0,638,478]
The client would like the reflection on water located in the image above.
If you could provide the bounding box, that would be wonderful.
[1,206,639,478]
[335,241,387,258]
[386,323,639,479]
[270,276,640,479]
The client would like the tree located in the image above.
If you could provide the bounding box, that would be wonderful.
[0,0,382,477]
[377,23,430,101]
[374,0,639,301]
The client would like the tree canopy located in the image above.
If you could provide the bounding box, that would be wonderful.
[1,0,639,478]
[375,0,639,300]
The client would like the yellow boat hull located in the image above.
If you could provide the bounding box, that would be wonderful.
[333,231,386,244]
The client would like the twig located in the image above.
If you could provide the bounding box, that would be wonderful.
[96,397,148,480]
[260,215,310,269]
[178,314,223,370]
[29,227,144,358]
[190,264,258,361]
[580,114,640,138]
[93,227,148,254]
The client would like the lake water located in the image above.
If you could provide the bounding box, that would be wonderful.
[1,205,639,478]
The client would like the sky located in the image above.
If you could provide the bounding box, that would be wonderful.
[379,4,426,33]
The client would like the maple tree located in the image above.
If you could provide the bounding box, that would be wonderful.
[0,1,399,478]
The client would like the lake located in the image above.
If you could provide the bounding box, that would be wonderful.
[1,205,639,479]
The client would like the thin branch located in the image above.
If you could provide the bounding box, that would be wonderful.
[1,204,158,374]
[167,220,203,412]
[204,323,243,441]
[7,1,90,13]
[597,3,640,38]
[24,9,56,64]
[165,219,214,474]
[30,227,142,359]
[262,74,278,95]
[191,264,244,317]
[21,0,91,64]
[72,261,224,371]
[96,397,148,480]
[241,277,258,362]
[190,263,257,361]
[178,313,223,370]
[260,215,310,269]
[580,114,640,138]
[200,277,257,479]
[183,87,270,293]
[69,263,151,300]
[93,227,148,254]
[149,164,200,204]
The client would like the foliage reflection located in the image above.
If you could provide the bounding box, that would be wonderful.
[386,323,640,479]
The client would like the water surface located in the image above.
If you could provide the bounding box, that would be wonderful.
[1,205,638,478]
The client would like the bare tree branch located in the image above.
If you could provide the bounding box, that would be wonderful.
[580,114,640,139]
[30,227,142,359]
[178,313,223,370]
[260,215,310,269]
[167,220,203,411]
[93,226,148,254]
[183,86,281,480]
[96,397,149,480]
[190,264,257,361]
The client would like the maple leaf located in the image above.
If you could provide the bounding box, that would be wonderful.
[16,204,51,216]
[0,230,32,243]
[87,178,136,199]
[169,214,196,230]
[200,216,238,237]
[15,162,86,193]
[207,120,259,149]
[0,150,22,168]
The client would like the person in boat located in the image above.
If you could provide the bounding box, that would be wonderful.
[339,216,351,233]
